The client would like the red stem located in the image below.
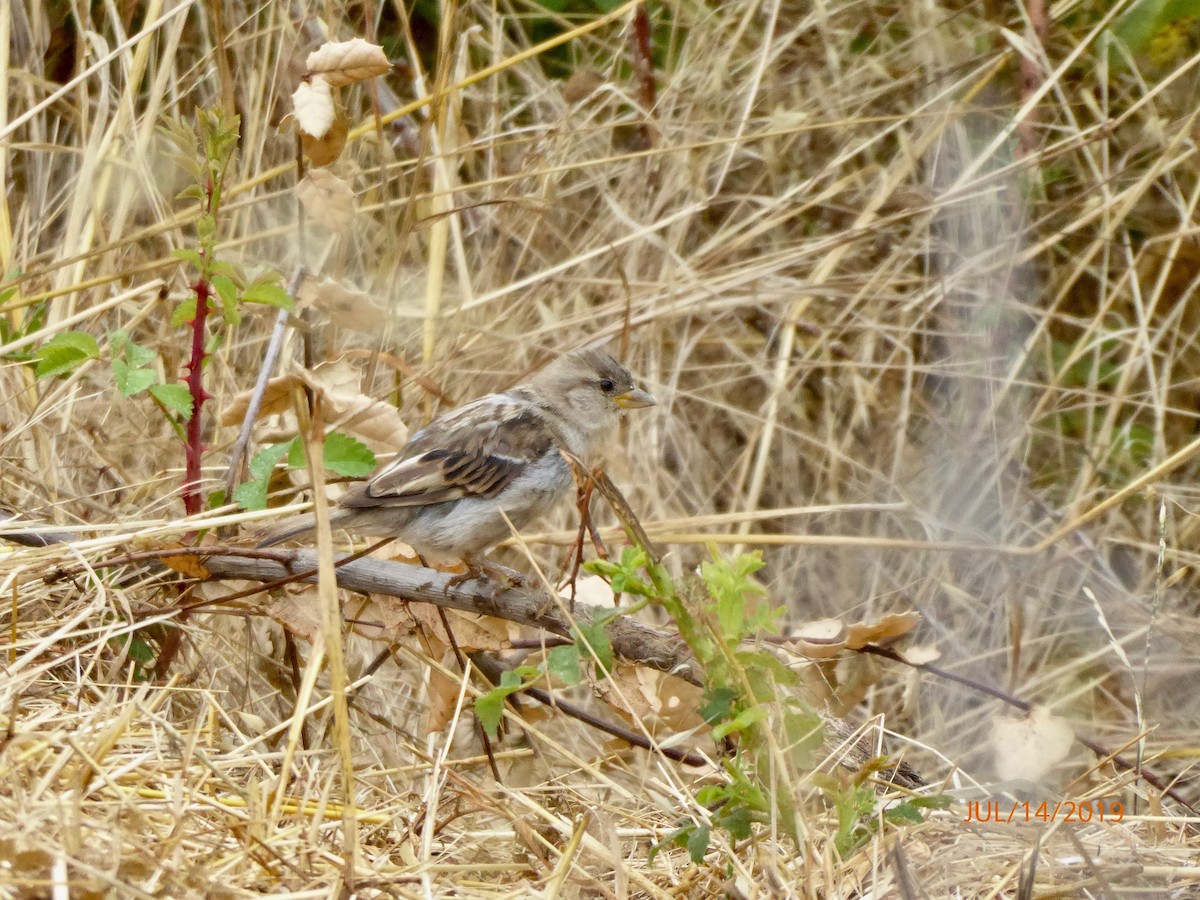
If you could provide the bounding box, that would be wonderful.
[183,275,212,517]
[631,5,656,112]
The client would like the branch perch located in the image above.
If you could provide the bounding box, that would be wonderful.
[199,549,703,686]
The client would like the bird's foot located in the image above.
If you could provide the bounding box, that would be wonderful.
[444,559,526,591]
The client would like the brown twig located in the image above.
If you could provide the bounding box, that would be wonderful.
[560,457,607,607]
[470,651,708,767]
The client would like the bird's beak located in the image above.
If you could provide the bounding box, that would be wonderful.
[614,387,656,409]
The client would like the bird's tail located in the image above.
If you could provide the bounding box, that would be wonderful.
[256,513,348,549]
[256,511,325,547]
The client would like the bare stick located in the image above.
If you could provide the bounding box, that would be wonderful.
[222,267,301,505]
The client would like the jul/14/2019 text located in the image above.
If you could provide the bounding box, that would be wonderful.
[962,799,1123,824]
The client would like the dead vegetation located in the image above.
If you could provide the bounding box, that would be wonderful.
[3,0,1200,896]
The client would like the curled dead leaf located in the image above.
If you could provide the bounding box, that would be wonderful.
[297,360,409,452]
[296,169,354,235]
[844,611,920,649]
[292,75,335,139]
[218,359,408,454]
[785,611,920,660]
[897,643,941,666]
[787,618,848,660]
[597,664,705,735]
[306,38,392,88]
[990,706,1075,783]
[296,276,386,331]
[301,108,349,166]
[160,551,211,579]
[354,595,512,651]
[793,618,847,645]
[265,589,324,643]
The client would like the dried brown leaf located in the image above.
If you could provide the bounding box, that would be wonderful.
[265,588,324,643]
[218,359,408,453]
[356,596,512,651]
[218,375,301,425]
[597,663,705,734]
[785,611,920,659]
[990,706,1075,782]
[299,360,408,452]
[844,611,920,649]
[292,75,336,138]
[425,665,463,734]
[301,107,349,166]
[296,169,354,235]
[296,276,386,331]
[160,551,211,579]
[786,618,848,660]
[306,38,391,87]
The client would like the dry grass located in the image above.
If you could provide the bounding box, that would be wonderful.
[4,0,1200,895]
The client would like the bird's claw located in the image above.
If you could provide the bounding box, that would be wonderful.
[443,560,525,593]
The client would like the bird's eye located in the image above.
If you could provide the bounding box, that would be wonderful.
[599,378,615,392]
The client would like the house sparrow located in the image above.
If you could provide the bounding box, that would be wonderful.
[257,348,655,568]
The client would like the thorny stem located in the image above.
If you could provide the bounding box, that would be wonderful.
[182,275,211,517]
[182,173,219,519]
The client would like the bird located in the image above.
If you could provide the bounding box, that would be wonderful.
[257,347,655,574]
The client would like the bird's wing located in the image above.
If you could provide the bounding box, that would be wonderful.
[339,394,556,509]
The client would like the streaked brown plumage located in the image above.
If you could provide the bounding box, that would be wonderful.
[257,348,655,564]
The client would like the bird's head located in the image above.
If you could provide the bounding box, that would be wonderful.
[531,348,655,437]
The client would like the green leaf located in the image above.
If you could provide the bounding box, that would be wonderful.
[108,328,131,356]
[685,824,711,863]
[249,441,294,481]
[211,274,241,324]
[1108,0,1200,66]
[545,644,582,686]
[34,331,100,377]
[287,438,307,469]
[175,184,205,202]
[738,648,799,695]
[109,330,158,368]
[111,359,156,396]
[702,550,769,640]
[171,247,204,267]
[475,669,529,739]
[711,704,767,741]
[149,383,194,419]
[582,558,622,579]
[126,635,156,664]
[714,805,754,841]
[43,330,99,356]
[572,618,614,675]
[322,432,376,477]
[171,297,197,327]
[783,708,825,768]
[883,801,926,826]
[234,441,292,510]
[35,345,90,377]
[242,281,294,310]
[698,686,739,725]
[196,214,217,244]
[207,259,243,282]
[593,546,653,596]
